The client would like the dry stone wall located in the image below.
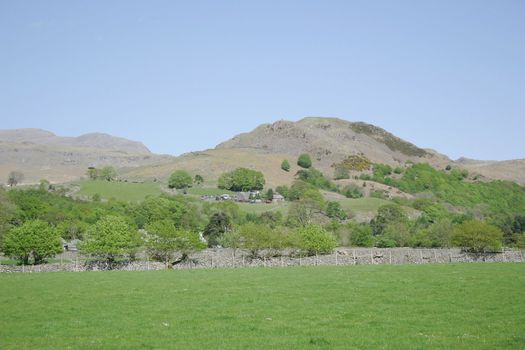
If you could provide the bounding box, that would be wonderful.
[1,248,524,273]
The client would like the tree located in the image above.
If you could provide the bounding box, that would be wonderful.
[86,167,99,180]
[203,212,232,247]
[218,230,242,257]
[80,216,142,262]
[100,166,117,181]
[217,168,265,192]
[281,160,290,172]
[370,204,407,236]
[326,201,347,220]
[7,171,24,187]
[39,179,51,192]
[297,154,312,169]
[194,174,204,186]
[451,220,503,253]
[168,170,193,190]
[296,224,336,255]
[266,188,274,201]
[2,219,62,264]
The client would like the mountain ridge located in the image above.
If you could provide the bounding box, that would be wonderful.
[1,118,524,186]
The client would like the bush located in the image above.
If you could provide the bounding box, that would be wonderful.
[297,154,312,169]
[370,204,407,236]
[326,201,347,220]
[2,219,63,264]
[281,160,290,172]
[347,222,374,247]
[296,224,336,255]
[342,185,363,199]
[451,220,503,253]
[333,165,349,180]
[203,212,232,247]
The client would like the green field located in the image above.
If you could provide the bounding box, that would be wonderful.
[76,180,163,201]
[1,264,524,349]
[187,187,235,196]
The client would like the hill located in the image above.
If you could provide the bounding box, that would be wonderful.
[1,118,524,187]
[0,129,172,184]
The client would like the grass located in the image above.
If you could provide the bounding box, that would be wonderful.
[337,197,391,212]
[0,264,524,349]
[187,187,235,196]
[238,202,289,214]
[76,180,162,202]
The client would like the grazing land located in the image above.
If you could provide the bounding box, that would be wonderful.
[76,180,162,201]
[1,264,524,349]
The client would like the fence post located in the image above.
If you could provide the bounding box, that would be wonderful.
[335,251,338,266]
[353,250,356,265]
[389,250,392,265]
[75,256,78,272]
[299,255,302,266]
[370,250,374,264]
[22,263,25,273]
[242,254,245,267]
[419,249,423,264]
[232,251,235,268]
[433,249,437,263]
[280,255,283,267]
[211,255,213,269]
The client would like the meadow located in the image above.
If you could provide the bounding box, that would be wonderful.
[0,263,524,349]
[75,180,163,202]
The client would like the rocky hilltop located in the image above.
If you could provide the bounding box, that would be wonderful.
[216,117,451,169]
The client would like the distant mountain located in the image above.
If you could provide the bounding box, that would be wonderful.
[0,128,171,184]
[1,119,524,187]
[0,129,151,154]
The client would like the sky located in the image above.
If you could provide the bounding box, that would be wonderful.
[0,1,524,160]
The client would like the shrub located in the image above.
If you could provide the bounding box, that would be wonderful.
[281,160,290,172]
[326,201,347,220]
[342,185,363,199]
[296,224,336,255]
[333,165,350,180]
[347,222,374,247]
[203,212,232,247]
[297,154,312,169]
[370,204,408,236]
[451,220,503,253]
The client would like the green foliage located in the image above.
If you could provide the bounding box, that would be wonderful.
[349,223,374,247]
[297,153,312,169]
[2,219,62,264]
[168,170,193,190]
[411,219,453,248]
[296,224,336,255]
[217,230,243,255]
[100,167,118,182]
[287,198,324,226]
[517,233,525,249]
[193,174,204,185]
[296,168,338,192]
[326,201,347,220]
[370,204,408,236]
[80,216,142,262]
[265,188,274,200]
[333,165,349,180]
[275,185,289,199]
[382,221,412,247]
[342,185,363,199]
[238,223,276,257]
[218,168,265,192]
[451,220,503,253]
[203,212,232,247]
[281,159,290,172]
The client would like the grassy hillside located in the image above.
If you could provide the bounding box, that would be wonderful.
[76,180,162,202]
[1,264,524,349]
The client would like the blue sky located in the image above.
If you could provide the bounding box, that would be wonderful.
[1,0,524,160]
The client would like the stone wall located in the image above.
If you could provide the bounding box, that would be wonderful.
[1,248,524,273]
